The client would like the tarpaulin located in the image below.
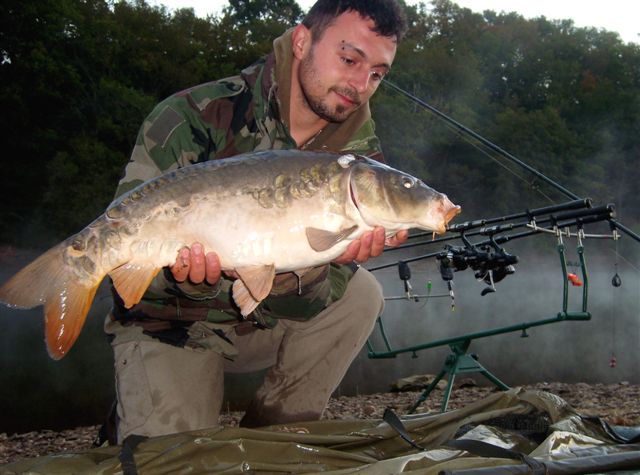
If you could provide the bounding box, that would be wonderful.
[2,388,639,474]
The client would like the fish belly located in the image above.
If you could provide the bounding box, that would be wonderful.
[174,194,361,272]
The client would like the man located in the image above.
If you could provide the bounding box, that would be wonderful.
[106,0,408,443]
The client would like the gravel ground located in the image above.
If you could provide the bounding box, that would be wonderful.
[2,381,639,466]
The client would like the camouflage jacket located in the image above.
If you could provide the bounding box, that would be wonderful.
[109,29,383,345]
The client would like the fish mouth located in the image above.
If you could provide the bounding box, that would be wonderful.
[445,205,462,225]
[437,201,461,234]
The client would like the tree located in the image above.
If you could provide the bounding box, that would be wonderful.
[1,0,638,245]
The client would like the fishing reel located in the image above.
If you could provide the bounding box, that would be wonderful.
[437,239,518,296]
[472,238,518,294]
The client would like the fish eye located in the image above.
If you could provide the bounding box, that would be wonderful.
[402,177,415,189]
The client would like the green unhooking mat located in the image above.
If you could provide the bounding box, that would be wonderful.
[3,388,640,474]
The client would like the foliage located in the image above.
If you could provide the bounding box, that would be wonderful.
[1,0,639,246]
[373,0,640,225]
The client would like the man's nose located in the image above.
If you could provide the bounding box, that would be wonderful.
[348,69,371,94]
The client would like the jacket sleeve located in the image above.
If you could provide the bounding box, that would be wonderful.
[114,80,247,197]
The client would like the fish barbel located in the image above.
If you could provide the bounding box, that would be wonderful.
[0,150,460,359]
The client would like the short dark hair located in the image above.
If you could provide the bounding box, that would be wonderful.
[302,0,408,42]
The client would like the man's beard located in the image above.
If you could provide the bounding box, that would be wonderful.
[299,49,361,123]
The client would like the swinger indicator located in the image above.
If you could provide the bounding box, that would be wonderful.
[567,273,583,286]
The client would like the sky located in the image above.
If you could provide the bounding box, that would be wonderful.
[151,0,640,44]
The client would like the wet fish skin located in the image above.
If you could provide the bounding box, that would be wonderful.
[0,150,460,359]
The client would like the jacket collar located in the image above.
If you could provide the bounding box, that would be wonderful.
[270,29,373,151]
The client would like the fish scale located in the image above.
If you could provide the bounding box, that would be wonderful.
[0,149,460,359]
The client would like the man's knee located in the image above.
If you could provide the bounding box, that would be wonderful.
[345,267,385,321]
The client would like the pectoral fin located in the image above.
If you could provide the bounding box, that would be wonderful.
[109,262,161,308]
[305,225,358,252]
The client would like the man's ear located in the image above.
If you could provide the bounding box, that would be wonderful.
[292,24,312,60]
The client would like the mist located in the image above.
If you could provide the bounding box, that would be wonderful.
[339,234,640,394]
[0,249,115,434]
[1,233,638,434]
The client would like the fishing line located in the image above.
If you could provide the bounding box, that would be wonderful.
[610,231,622,368]
[382,79,580,199]
[442,122,558,204]
[388,89,559,205]
[381,79,640,244]
[609,248,639,274]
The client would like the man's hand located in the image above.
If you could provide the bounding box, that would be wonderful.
[333,227,409,265]
[170,242,222,284]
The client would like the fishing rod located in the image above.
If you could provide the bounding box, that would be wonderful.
[388,198,594,252]
[382,79,640,244]
[369,200,616,272]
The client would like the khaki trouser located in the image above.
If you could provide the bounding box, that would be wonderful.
[108,268,384,442]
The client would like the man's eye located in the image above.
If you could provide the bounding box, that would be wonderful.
[340,57,355,65]
[371,71,384,82]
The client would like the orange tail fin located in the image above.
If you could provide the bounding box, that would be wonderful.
[0,243,101,359]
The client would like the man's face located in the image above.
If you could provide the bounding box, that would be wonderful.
[298,11,397,123]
